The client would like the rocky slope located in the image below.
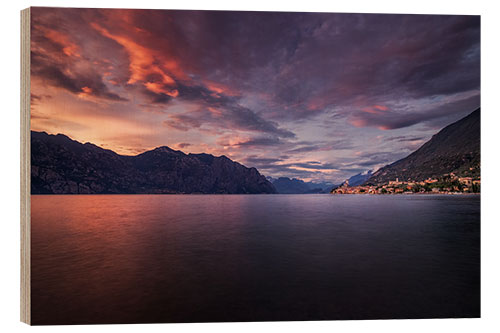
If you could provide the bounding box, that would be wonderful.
[31,131,277,194]
[365,108,480,185]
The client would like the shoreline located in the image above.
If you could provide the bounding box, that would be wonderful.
[29,192,481,196]
[330,192,480,195]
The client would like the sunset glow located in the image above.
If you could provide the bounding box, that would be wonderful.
[30,8,480,182]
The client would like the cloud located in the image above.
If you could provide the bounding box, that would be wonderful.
[241,155,340,181]
[163,114,203,131]
[245,156,284,165]
[386,135,425,142]
[30,93,52,105]
[339,151,408,171]
[32,8,480,128]
[30,13,130,102]
[285,140,353,154]
[349,93,480,130]
[225,137,283,147]
[164,103,295,139]
[29,8,480,182]
[176,143,191,149]
[87,10,481,128]
[31,59,128,102]
[292,162,337,170]
[90,22,182,97]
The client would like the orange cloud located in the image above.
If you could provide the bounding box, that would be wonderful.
[204,80,239,97]
[43,28,81,58]
[374,105,388,111]
[207,107,223,117]
[361,105,389,115]
[77,86,93,99]
[349,118,368,128]
[144,82,179,97]
[90,22,182,97]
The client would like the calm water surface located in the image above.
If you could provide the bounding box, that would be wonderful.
[31,194,480,324]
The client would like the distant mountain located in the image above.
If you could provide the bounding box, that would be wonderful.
[329,171,372,191]
[365,108,480,185]
[31,131,277,194]
[269,177,336,194]
[345,170,373,186]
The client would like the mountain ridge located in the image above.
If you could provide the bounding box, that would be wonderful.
[365,108,480,185]
[31,131,276,194]
[268,176,336,194]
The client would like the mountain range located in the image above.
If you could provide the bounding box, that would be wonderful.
[365,108,480,185]
[31,131,276,194]
[267,177,336,194]
[31,108,480,194]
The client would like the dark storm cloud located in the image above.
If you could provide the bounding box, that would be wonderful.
[144,76,296,138]
[341,151,408,170]
[31,57,128,102]
[245,156,284,165]
[144,81,234,106]
[167,12,479,127]
[143,88,175,104]
[285,140,354,154]
[229,137,283,147]
[224,106,296,138]
[386,136,425,143]
[177,143,191,149]
[162,114,203,131]
[30,10,129,102]
[218,137,353,158]
[164,104,295,139]
[32,8,480,131]
[349,93,480,130]
[30,8,480,182]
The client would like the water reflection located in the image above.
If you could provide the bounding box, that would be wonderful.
[31,194,480,324]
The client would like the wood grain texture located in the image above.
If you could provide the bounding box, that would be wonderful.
[20,7,31,325]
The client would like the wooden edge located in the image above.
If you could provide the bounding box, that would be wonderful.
[20,7,31,325]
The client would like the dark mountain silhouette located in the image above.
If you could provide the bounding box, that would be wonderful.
[365,108,480,185]
[268,176,336,194]
[31,131,276,194]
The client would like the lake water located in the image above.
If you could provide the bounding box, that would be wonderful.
[31,194,480,324]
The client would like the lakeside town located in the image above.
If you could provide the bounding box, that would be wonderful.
[331,172,480,195]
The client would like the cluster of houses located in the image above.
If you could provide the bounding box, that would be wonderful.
[331,173,480,195]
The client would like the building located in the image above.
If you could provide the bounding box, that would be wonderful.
[459,177,473,186]
[389,178,402,186]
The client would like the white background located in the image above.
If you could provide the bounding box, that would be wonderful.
[1,0,499,331]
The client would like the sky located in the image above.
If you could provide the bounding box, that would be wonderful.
[30,7,480,183]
